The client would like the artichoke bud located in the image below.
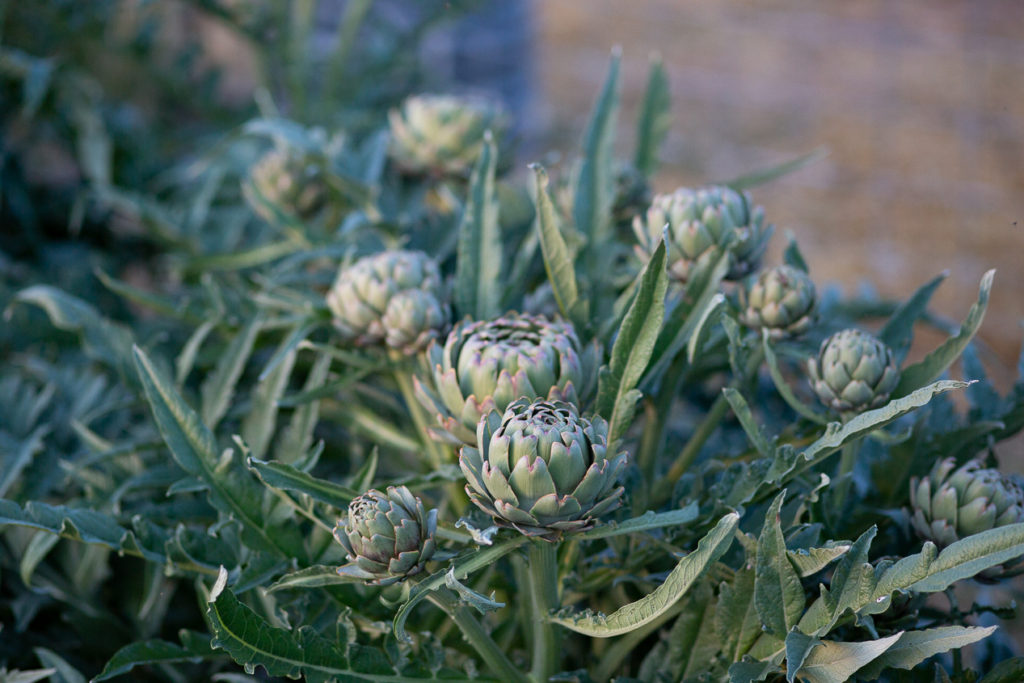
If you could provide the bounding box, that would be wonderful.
[740,265,817,339]
[245,147,328,223]
[334,486,438,586]
[910,458,1024,577]
[459,399,628,541]
[633,185,773,284]
[414,312,598,446]
[326,250,449,354]
[388,94,508,178]
[807,328,900,415]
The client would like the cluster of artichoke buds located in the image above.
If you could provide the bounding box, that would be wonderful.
[807,328,900,415]
[326,250,449,354]
[415,312,596,445]
[460,398,628,541]
[633,185,772,284]
[740,265,817,339]
[388,94,507,178]
[910,458,1024,576]
[244,147,328,223]
[334,486,438,586]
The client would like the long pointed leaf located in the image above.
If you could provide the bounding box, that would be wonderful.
[455,132,502,320]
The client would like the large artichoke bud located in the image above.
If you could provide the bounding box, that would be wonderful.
[633,185,772,283]
[807,329,900,414]
[910,458,1024,576]
[415,313,596,446]
[388,94,507,178]
[334,486,438,585]
[245,147,327,223]
[460,399,628,540]
[740,265,817,339]
[326,250,448,354]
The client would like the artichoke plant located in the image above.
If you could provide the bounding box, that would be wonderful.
[807,328,900,414]
[245,147,328,223]
[740,265,817,339]
[633,185,772,284]
[326,250,449,354]
[415,313,595,445]
[910,458,1024,576]
[460,399,628,540]
[334,486,438,586]
[388,94,507,178]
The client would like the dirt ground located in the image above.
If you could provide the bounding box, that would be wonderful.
[534,1,1024,380]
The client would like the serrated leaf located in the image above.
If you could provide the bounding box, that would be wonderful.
[134,347,302,558]
[0,425,48,498]
[455,132,502,320]
[445,568,505,614]
[634,55,671,176]
[792,633,902,683]
[756,493,805,636]
[531,164,586,329]
[551,512,738,637]
[855,626,996,679]
[596,240,668,442]
[93,633,216,681]
[894,270,994,398]
[786,544,851,578]
[200,317,262,429]
[878,272,947,362]
[248,458,357,509]
[267,565,362,592]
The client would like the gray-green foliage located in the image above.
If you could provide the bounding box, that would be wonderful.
[3,38,1024,683]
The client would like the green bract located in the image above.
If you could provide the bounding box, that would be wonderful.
[460,399,627,541]
[415,313,595,445]
[244,147,327,223]
[388,94,506,178]
[334,486,438,586]
[740,265,817,339]
[633,185,772,283]
[326,250,449,354]
[807,328,900,414]
[910,458,1024,574]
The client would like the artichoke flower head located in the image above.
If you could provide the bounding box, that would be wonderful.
[807,328,900,416]
[740,264,817,339]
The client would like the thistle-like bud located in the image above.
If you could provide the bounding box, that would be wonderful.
[388,94,507,178]
[334,486,438,585]
[460,399,628,541]
[633,185,772,284]
[414,313,597,445]
[807,329,900,414]
[245,148,327,223]
[326,250,449,355]
[740,265,817,339]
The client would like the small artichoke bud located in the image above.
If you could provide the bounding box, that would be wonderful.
[245,148,327,223]
[807,329,900,415]
[414,313,597,446]
[910,458,1024,577]
[740,265,817,339]
[326,250,449,354]
[334,486,438,585]
[388,94,507,178]
[633,185,773,284]
[460,399,628,541]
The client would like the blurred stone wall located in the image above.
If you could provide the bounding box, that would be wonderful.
[535,0,1024,373]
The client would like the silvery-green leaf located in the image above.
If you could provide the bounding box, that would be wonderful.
[854,626,996,679]
[791,633,902,683]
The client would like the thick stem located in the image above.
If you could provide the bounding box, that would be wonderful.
[833,440,859,511]
[526,541,560,683]
[653,345,766,506]
[428,590,528,683]
[390,362,444,470]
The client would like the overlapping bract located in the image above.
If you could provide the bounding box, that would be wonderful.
[633,185,772,283]
[326,250,448,354]
[415,313,595,445]
[807,328,900,414]
[459,399,627,541]
[910,458,1024,576]
[334,486,438,586]
[388,94,507,178]
[245,147,327,223]
[740,265,817,339]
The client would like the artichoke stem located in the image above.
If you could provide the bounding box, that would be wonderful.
[428,589,528,683]
[389,355,444,470]
[833,440,860,512]
[526,540,561,683]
